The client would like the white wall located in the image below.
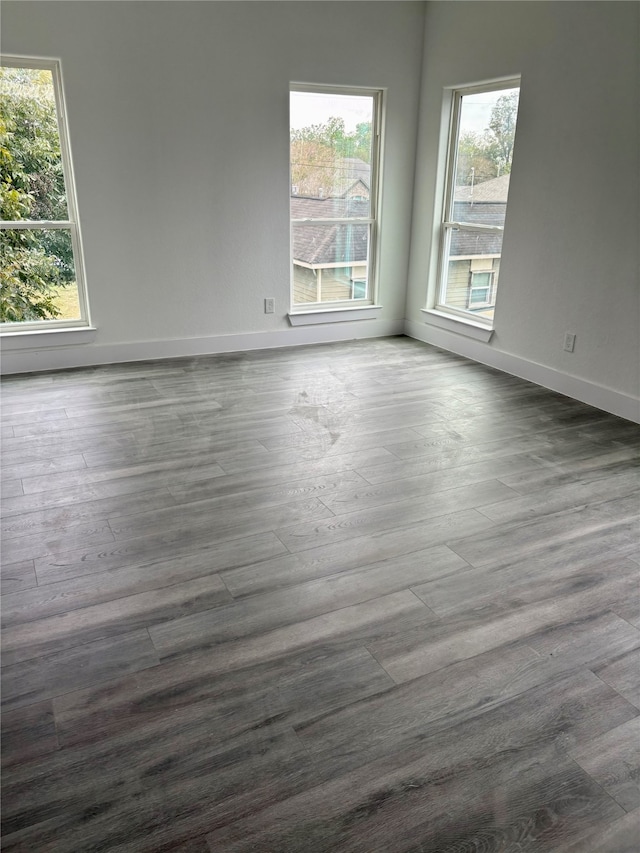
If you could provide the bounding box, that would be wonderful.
[2,1,638,422]
[1,1,424,371]
[406,1,640,420]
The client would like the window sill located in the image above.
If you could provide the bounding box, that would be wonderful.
[1,325,98,350]
[421,309,494,343]
[288,305,383,326]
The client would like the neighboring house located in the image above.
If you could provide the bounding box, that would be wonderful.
[447,173,509,314]
[291,158,372,303]
[291,196,369,303]
[291,165,509,309]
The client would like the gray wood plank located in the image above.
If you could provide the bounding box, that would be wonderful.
[34,528,287,586]
[1,572,232,665]
[555,811,640,853]
[497,446,640,495]
[319,456,544,515]
[1,486,178,539]
[221,542,466,599]
[150,590,433,670]
[371,571,640,684]
[20,457,227,496]
[593,647,640,709]
[1,560,37,594]
[3,551,241,627]
[207,669,632,852]
[1,629,160,711]
[107,494,335,543]
[1,521,116,565]
[412,554,640,619]
[1,727,315,853]
[148,551,446,660]
[1,480,178,519]
[1,701,58,769]
[53,645,393,754]
[570,716,640,812]
[275,481,513,554]
[0,454,87,483]
[478,470,640,525]
[168,468,369,510]
[0,479,23,499]
[446,499,639,569]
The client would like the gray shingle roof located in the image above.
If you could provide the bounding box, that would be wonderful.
[454,173,510,203]
[450,175,509,256]
[291,197,369,266]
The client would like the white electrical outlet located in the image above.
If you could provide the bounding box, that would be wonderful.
[563,332,576,353]
[264,298,275,314]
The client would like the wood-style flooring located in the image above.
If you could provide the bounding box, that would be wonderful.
[1,335,639,852]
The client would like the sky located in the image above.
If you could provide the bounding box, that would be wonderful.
[289,87,518,137]
[460,88,519,134]
[290,91,374,133]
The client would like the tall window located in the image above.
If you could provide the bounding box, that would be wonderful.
[290,85,382,309]
[1,57,89,329]
[436,79,520,324]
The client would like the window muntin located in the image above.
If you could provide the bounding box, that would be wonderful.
[1,57,89,330]
[290,86,381,309]
[436,81,520,324]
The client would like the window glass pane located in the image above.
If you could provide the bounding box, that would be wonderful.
[292,222,370,304]
[469,287,490,305]
[453,87,519,218]
[0,66,69,221]
[441,230,502,320]
[438,82,519,323]
[1,228,80,323]
[290,91,374,220]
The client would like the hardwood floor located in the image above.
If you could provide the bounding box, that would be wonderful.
[1,335,639,852]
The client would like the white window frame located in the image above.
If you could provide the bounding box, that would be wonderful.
[1,55,90,333]
[289,83,383,315]
[434,77,520,328]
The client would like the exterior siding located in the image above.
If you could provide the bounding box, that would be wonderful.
[293,264,366,304]
[444,257,501,312]
[293,266,319,304]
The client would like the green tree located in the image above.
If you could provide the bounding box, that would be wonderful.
[455,91,519,185]
[456,131,498,185]
[290,117,372,196]
[488,91,519,175]
[1,66,73,322]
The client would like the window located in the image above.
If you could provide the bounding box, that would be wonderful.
[290,85,381,310]
[435,79,520,324]
[468,270,495,308]
[1,57,89,330]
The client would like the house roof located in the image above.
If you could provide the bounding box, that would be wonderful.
[450,174,509,256]
[454,173,510,203]
[291,197,369,266]
[291,196,370,220]
[450,229,503,257]
[334,158,370,196]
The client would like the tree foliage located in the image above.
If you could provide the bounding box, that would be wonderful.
[456,91,519,186]
[1,66,74,323]
[290,117,372,196]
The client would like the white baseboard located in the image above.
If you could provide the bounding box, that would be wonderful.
[3,318,637,425]
[0,319,404,375]
[405,318,640,424]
